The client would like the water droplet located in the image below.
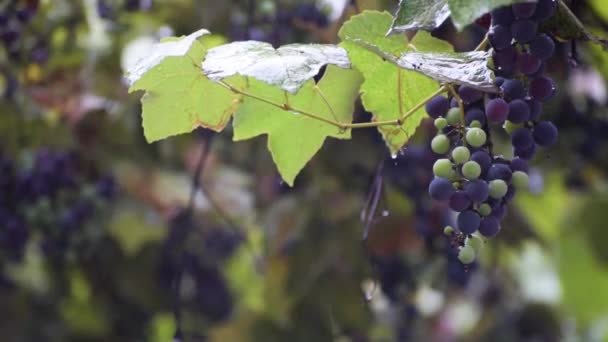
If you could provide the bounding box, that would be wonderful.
[382,210,389,217]
[391,154,398,159]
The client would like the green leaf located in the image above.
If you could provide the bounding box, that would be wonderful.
[231,65,362,186]
[203,41,351,93]
[127,30,242,142]
[339,11,452,154]
[389,0,450,33]
[542,1,608,50]
[389,0,531,32]
[447,0,527,30]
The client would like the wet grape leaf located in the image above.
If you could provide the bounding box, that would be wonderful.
[389,0,450,33]
[203,41,351,93]
[127,29,243,142]
[339,11,452,154]
[390,0,533,32]
[231,65,362,186]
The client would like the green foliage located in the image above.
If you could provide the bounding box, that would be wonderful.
[339,11,452,154]
[232,66,362,186]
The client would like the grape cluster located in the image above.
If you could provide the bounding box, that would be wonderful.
[96,0,153,19]
[0,0,47,64]
[0,149,116,260]
[424,0,559,265]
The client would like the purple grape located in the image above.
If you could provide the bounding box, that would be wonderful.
[489,25,512,50]
[457,210,481,234]
[530,34,555,60]
[533,0,557,21]
[465,108,486,126]
[510,158,529,173]
[471,151,492,173]
[533,121,558,146]
[493,45,517,71]
[485,98,509,123]
[529,76,556,101]
[529,61,547,78]
[495,77,506,87]
[450,191,472,212]
[501,79,525,100]
[508,99,530,123]
[511,19,538,43]
[517,53,541,75]
[428,177,454,201]
[478,216,501,237]
[492,204,507,219]
[512,2,537,19]
[505,185,517,201]
[458,86,483,104]
[465,179,490,202]
[514,142,537,159]
[491,6,514,26]
[526,99,542,121]
[511,127,534,150]
[425,95,450,118]
[487,163,513,182]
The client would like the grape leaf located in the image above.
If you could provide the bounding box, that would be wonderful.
[389,0,450,33]
[202,41,351,93]
[389,0,531,32]
[127,30,242,142]
[339,11,452,154]
[230,65,362,186]
[447,0,528,30]
[542,0,608,50]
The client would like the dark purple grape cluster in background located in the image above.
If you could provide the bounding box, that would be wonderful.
[96,0,153,19]
[424,0,559,264]
[0,0,48,64]
[0,149,116,260]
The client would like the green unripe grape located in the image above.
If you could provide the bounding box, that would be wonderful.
[478,203,492,216]
[446,107,462,126]
[444,226,455,236]
[503,120,523,135]
[469,120,482,128]
[462,161,481,180]
[466,127,487,147]
[466,235,484,253]
[489,179,508,199]
[458,245,476,264]
[433,159,453,178]
[431,134,450,154]
[452,146,471,164]
[512,171,529,190]
[435,117,448,130]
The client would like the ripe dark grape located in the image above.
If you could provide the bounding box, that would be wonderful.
[514,142,537,160]
[493,46,517,72]
[517,53,541,75]
[529,76,556,101]
[510,158,530,173]
[530,34,555,60]
[533,121,558,146]
[489,25,512,50]
[508,99,530,123]
[526,99,542,121]
[512,2,536,19]
[501,79,525,100]
[465,179,490,202]
[533,0,557,21]
[450,191,472,212]
[479,216,501,237]
[465,108,486,126]
[457,210,481,234]
[486,98,509,123]
[425,95,450,118]
[487,163,513,182]
[458,86,483,104]
[511,127,534,150]
[429,177,454,201]
[471,151,492,174]
[491,6,514,26]
[491,203,507,220]
[511,19,538,43]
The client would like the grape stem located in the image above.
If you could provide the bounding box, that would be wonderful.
[217,32,490,133]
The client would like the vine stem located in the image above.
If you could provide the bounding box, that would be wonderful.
[218,32,490,132]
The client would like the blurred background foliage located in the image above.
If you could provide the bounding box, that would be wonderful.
[1,0,608,341]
